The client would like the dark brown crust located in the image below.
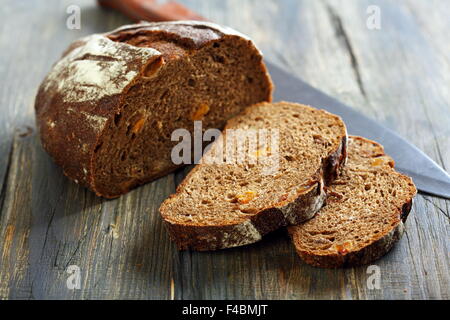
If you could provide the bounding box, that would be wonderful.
[290,198,414,268]
[108,21,236,50]
[162,130,348,251]
[34,22,273,198]
[165,184,325,251]
[323,135,347,185]
[288,136,417,268]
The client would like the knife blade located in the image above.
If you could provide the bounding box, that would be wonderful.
[267,61,450,199]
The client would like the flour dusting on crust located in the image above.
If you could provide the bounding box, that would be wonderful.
[43,35,161,103]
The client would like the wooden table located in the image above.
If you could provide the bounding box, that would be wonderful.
[0,0,448,300]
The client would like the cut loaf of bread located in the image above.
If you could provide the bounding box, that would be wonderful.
[160,102,348,250]
[35,21,273,198]
[288,136,417,268]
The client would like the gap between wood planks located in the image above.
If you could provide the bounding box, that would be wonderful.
[0,141,14,217]
[325,4,367,99]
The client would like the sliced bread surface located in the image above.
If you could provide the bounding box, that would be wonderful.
[288,136,417,268]
[160,102,348,250]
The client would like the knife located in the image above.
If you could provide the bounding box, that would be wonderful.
[98,0,450,199]
[269,63,450,199]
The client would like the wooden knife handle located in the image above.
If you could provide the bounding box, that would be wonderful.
[98,0,207,22]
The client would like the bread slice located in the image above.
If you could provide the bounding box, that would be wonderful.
[160,102,348,250]
[35,21,273,198]
[288,136,417,268]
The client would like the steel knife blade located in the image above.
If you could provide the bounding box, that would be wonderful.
[267,61,450,199]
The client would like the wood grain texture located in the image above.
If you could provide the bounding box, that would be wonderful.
[0,0,448,300]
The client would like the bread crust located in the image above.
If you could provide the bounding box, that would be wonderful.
[288,136,417,268]
[289,199,413,268]
[34,21,273,198]
[162,134,348,251]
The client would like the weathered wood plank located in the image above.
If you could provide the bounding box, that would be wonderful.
[0,0,448,300]
[321,0,449,299]
[0,132,34,299]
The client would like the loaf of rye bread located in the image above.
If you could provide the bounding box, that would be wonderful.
[288,136,417,268]
[35,21,273,198]
[160,102,348,251]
